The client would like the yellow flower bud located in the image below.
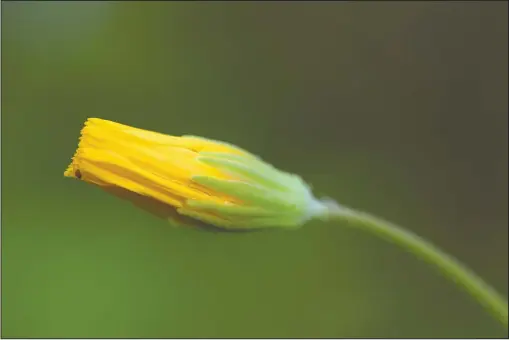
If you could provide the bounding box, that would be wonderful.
[64,118,327,231]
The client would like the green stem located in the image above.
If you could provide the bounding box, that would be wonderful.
[324,202,508,328]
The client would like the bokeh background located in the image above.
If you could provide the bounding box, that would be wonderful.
[1,1,507,338]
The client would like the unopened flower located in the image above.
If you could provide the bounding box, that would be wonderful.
[64,118,328,231]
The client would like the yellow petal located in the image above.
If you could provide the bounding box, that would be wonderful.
[64,118,246,224]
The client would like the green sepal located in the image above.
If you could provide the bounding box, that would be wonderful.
[191,175,296,212]
[197,154,291,192]
[186,199,275,217]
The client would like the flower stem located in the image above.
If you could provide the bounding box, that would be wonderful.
[324,202,508,328]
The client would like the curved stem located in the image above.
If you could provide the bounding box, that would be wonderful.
[324,202,508,328]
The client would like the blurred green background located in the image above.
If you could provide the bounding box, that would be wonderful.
[1,1,508,338]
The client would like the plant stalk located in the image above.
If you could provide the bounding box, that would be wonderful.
[324,202,508,328]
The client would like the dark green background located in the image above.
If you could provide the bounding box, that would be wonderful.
[2,1,507,338]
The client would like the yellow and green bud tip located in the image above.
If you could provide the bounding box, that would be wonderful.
[64,118,331,231]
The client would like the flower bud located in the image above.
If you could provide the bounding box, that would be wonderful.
[65,118,327,231]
